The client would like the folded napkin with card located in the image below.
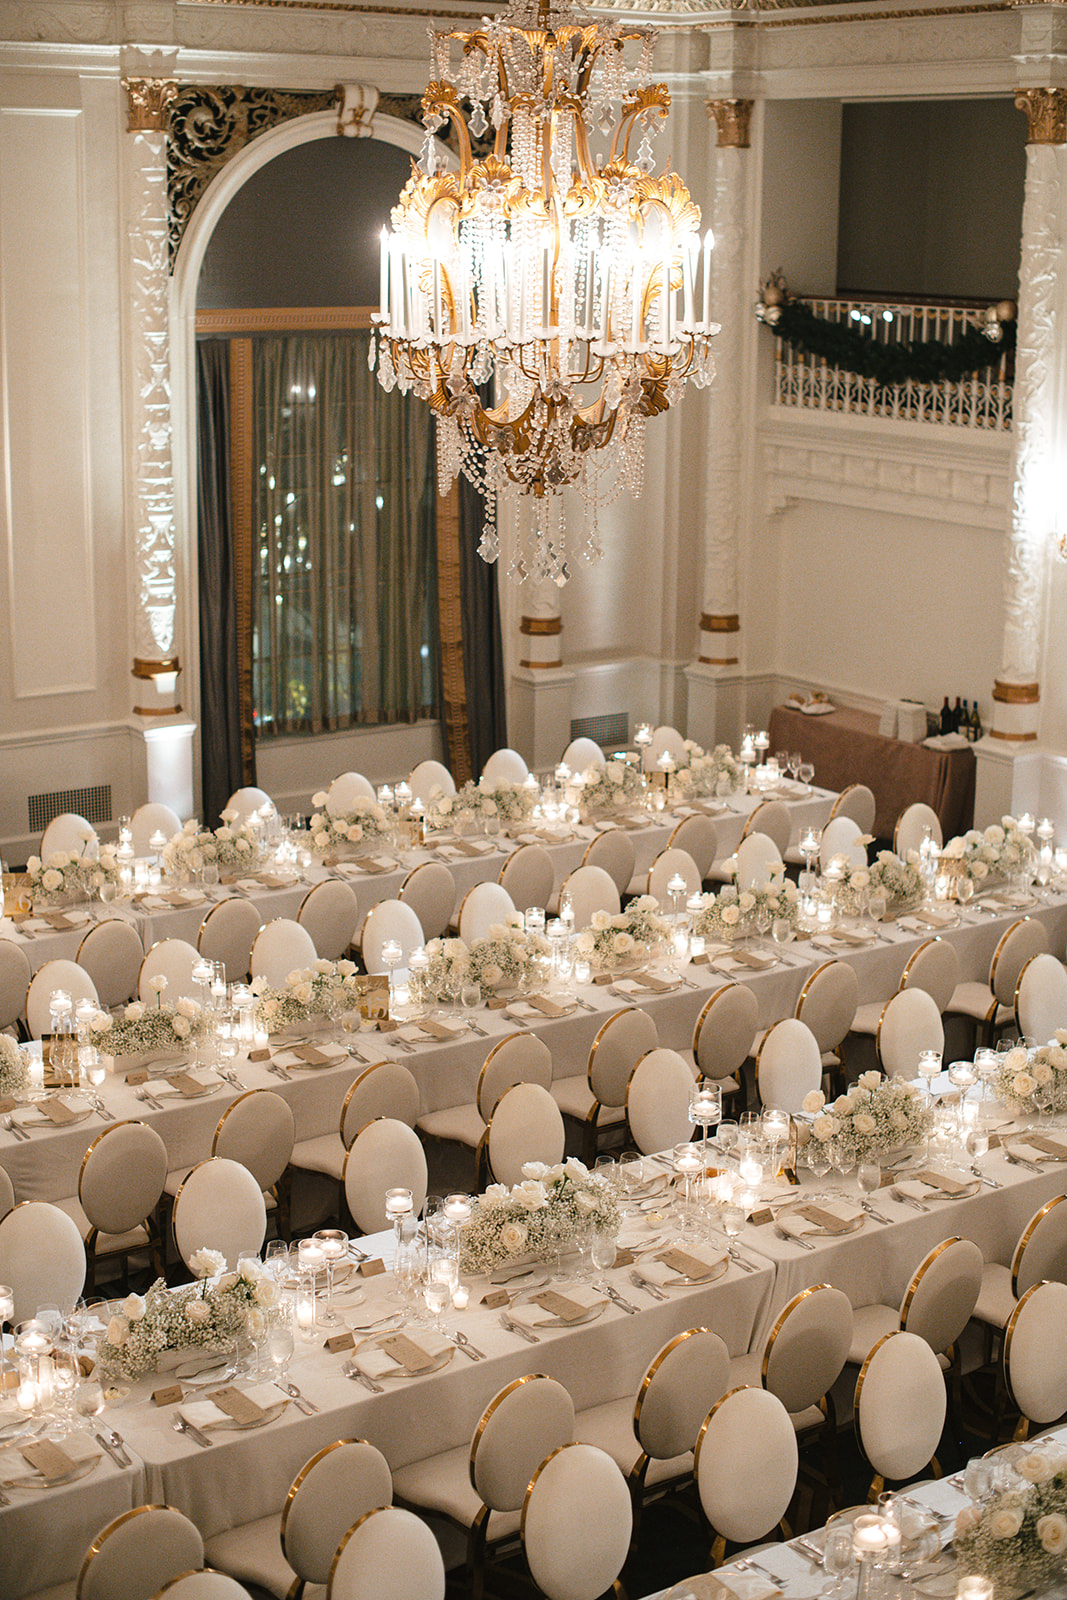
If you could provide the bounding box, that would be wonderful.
[899,909,956,931]
[351,1330,453,1379]
[712,949,777,972]
[142,1069,223,1098]
[506,995,573,1019]
[1004,1132,1067,1163]
[180,1382,289,1431]
[609,972,679,995]
[636,1247,726,1286]
[397,1019,469,1044]
[512,1285,607,1327]
[271,1043,348,1070]
[11,1093,89,1126]
[0,1431,102,1486]
[776,1201,863,1238]
[894,1167,975,1200]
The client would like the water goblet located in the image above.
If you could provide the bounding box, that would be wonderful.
[460,980,482,1016]
[956,874,974,907]
[617,1152,644,1214]
[772,916,794,948]
[830,1144,854,1193]
[788,752,802,782]
[823,1521,856,1599]
[965,1124,989,1180]
[264,1239,290,1282]
[715,1120,738,1161]
[798,761,815,793]
[75,1373,105,1424]
[857,1162,882,1206]
[266,1325,294,1384]
[423,1277,449,1333]
[805,1140,831,1185]
[721,1203,745,1249]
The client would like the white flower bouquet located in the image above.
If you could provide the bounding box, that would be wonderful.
[252,958,363,1034]
[459,1159,619,1275]
[471,776,538,827]
[830,850,924,916]
[803,1072,932,1167]
[673,743,742,798]
[942,817,1037,888]
[422,936,472,995]
[955,1443,1067,1597]
[567,759,645,819]
[992,1038,1067,1114]
[0,1035,28,1100]
[422,786,479,831]
[573,895,670,971]
[308,797,392,856]
[689,880,798,942]
[467,917,549,997]
[162,816,261,877]
[89,985,208,1056]
[24,843,119,904]
[97,1253,280,1380]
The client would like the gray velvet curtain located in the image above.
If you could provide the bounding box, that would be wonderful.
[455,470,506,775]
[196,338,246,826]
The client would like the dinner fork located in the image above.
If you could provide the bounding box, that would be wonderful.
[173,1415,213,1448]
[342,1359,383,1392]
[498,1311,539,1344]
[2,1115,28,1141]
[628,1270,666,1302]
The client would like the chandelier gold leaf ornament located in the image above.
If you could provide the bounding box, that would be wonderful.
[370,0,719,585]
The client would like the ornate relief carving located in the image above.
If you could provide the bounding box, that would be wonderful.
[336,82,379,137]
[124,77,178,133]
[1016,88,1067,146]
[762,437,1008,525]
[1000,142,1062,687]
[706,98,752,148]
[700,146,746,630]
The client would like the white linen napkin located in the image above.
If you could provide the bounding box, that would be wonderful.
[511,1284,607,1328]
[351,1331,452,1379]
[179,1382,288,1429]
[776,1201,863,1237]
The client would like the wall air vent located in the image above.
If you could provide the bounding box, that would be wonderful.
[570,713,630,752]
[28,785,112,835]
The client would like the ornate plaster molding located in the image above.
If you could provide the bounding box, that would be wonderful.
[706,97,752,146]
[763,435,1009,526]
[1016,87,1067,145]
[124,77,178,133]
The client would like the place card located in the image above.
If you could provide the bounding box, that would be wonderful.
[749,1208,775,1226]
[417,1019,464,1041]
[0,1367,20,1393]
[592,972,614,986]
[532,1289,590,1324]
[914,1167,971,1195]
[19,1438,77,1481]
[523,994,571,1017]
[623,971,675,993]
[358,1258,385,1277]
[152,1383,184,1407]
[248,1048,272,1063]
[172,1072,211,1098]
[1017,1133,1067,1160]
[325,1330,355,1353]
[380,1333,438,1373]
[724,949,775,970]
[486,996,508,1009]
[39,1096,79,1124]
[793,1205,855,1235]
[124,1068,151,1085]
[657,1247,719,1281]
[291,1045,333,1067]
[206,1385,267,1426]
[481,1288,510,1309]
[613,1246,635,1267]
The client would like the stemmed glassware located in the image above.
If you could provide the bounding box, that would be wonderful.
[312,1228,349,1330]
[917,1050,942,1153]
[385,1187,414,1298]
[948,1059,978,1139]
[797,761,815,793]
[382,941,403,1008]
[672,1143,703,1237]
[762,1108,790,1180]
[689,1081,721,1172]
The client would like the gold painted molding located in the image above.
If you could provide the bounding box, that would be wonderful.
[196,307,377,334]
[123,78,178,134]
[132,656,181,679]
[988,729,1038,741]
[699,654,740,666]
[519,659,560,670]
[520,617,562,636]
[1016,88,1067,145]
[133,704,185,717]
[707,99,753,149]
[230,338,257,786]
[700,612,740,633]
[992,680,1040,704]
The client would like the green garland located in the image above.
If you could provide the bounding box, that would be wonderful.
[762,298,1015,386]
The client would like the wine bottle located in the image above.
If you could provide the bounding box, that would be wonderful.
[970,700,982,742]
[939,697,952,735]
[961,700,969,737]
[952,697,963,733]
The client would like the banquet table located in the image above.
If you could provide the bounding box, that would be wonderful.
[4,889,1067,1209]
[767,705,975,841]
[0,783,835,980]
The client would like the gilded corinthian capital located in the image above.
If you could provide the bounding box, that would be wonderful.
[123,78,178,134]
[1015,87,1067,145]
[706,99,753,149]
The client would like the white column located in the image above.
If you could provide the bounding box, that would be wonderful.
[977,89,1067,822]
[685,99,751,748]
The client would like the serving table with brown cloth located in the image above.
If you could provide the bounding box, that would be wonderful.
[768,705,975,842]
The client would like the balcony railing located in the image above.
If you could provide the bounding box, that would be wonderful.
[772,298,1013,431]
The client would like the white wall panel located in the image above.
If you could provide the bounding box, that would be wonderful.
[0,106,95,697]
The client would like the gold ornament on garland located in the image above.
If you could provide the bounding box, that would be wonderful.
[755,272,1015,385]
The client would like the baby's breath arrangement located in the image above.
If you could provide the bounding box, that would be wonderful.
[422,786,479,831]
[802,1072,932,1167]
[992,1038,1067,1114]
[308,797,392,856]
[459,1159,618,1275]
[97,1254,281,1380]
[572,895,670,970]
[955,1442,1067,1596]
[467,917,549,997]
[161,817,261,877]
[470,776,538,826]
[0,1035,28,1100]
[252,958,363,1034]
[567,759,645,819]
[89,985,207,1055]
[942,817,1037,887]
[829,850,924,917]
[422,936,471,994]
[24,844,120,903]
[689,880,798,942]
[673,742,742,798]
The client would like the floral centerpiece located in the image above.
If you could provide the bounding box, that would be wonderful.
[471,776,538,828]
[422,786,479,831]
[467,917,549,997]
[992,1038,1067,1114]
[942,817,1037,889]
[308,795,392,857]
[89,983,208,1056]
[573,894,670,970]
[97,1252,280,1380]
[421,935,472,996]
[829,850,924,917]
[24,843,120,904]
[955,1442,1067,1598]
[673,742,742,798]
[800,1072,932,1167]
[567,759,645,820]
[161,816,261,878]
[252,958,364,1035]
[459,1159,618,1275]
[689,879,798,943]
[0,1035,28,1100]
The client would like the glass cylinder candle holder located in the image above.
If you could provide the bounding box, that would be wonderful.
[294,1281,318,1342]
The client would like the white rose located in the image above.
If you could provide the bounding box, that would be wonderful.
[612,932,634,954]
[1013,1072,1036,1098]
[482,964,503,987]
[858,1071,882,1091]
[175,995,197,1019]
[189,1247,226,1280]
[972,860,989,880]
[255,1275,279,1307]
[721,905,740,926]
[606,765,622,785]
[564,1158,589,1181]
[738,892,756,913]
[337,960,356,977]
[25,855,41,874]
[147,974,168,995]
[172,1016,191,1038]
[591,910,610,931]
[1038,1513,1067,1554]
[121,1293,145,1321]
[1033,1060,1053,1086]
[481,1184,509,1210]
[185,1299,210,1326]
[1019,1450,1055,1483]
[106,1315,129,1347]
[499,1222,528,1253]
[812,1113,837,1141]
[990,1505,1024,1539]
[574,1189,597,1213]
[852,1112,876,1136]
[802,1090,825,1115]
[954,1505,982,1537]
[1005,1047,1029,1072]
[852,869,870,890]
[312,791,328,807]
[125,1003,144,1023]
[346,825,364,843]
[89,1011,112,1033]
[575,931,595,954]
[514,1180,547,1211]
[294,983,314,1005]
[42,868,63,892]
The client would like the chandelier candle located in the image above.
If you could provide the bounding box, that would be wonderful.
[371,0,718,584]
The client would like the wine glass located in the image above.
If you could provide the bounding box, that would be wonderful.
[805,1140,831,1186]
[857,1162,881,1209]
[460,980,482,1017]
[965,1123,989,1179]
[830,1144,854,1194]
[715,1120,738,1161]
[797,761,815,793]
[867,889,887,926]
[617,1151,644,1215]
[956,874,974,908]
[590,1228,617,1285]
[823,1521,856,1599]
[721,1203,745,1250]
[772,916,794,948]
[789,752,802,783]
[266,1324,294,1385]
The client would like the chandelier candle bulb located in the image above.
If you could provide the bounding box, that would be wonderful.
[379,228,389,317]
[701,230,714,329]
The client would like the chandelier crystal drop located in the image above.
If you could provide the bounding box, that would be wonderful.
[370,0,719,585]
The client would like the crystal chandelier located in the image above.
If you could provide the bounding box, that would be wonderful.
[370,0,718,585]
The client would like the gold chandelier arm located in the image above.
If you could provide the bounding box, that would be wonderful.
[571,109,598,186]
[423,83,475,176]
[610,84,670,167]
